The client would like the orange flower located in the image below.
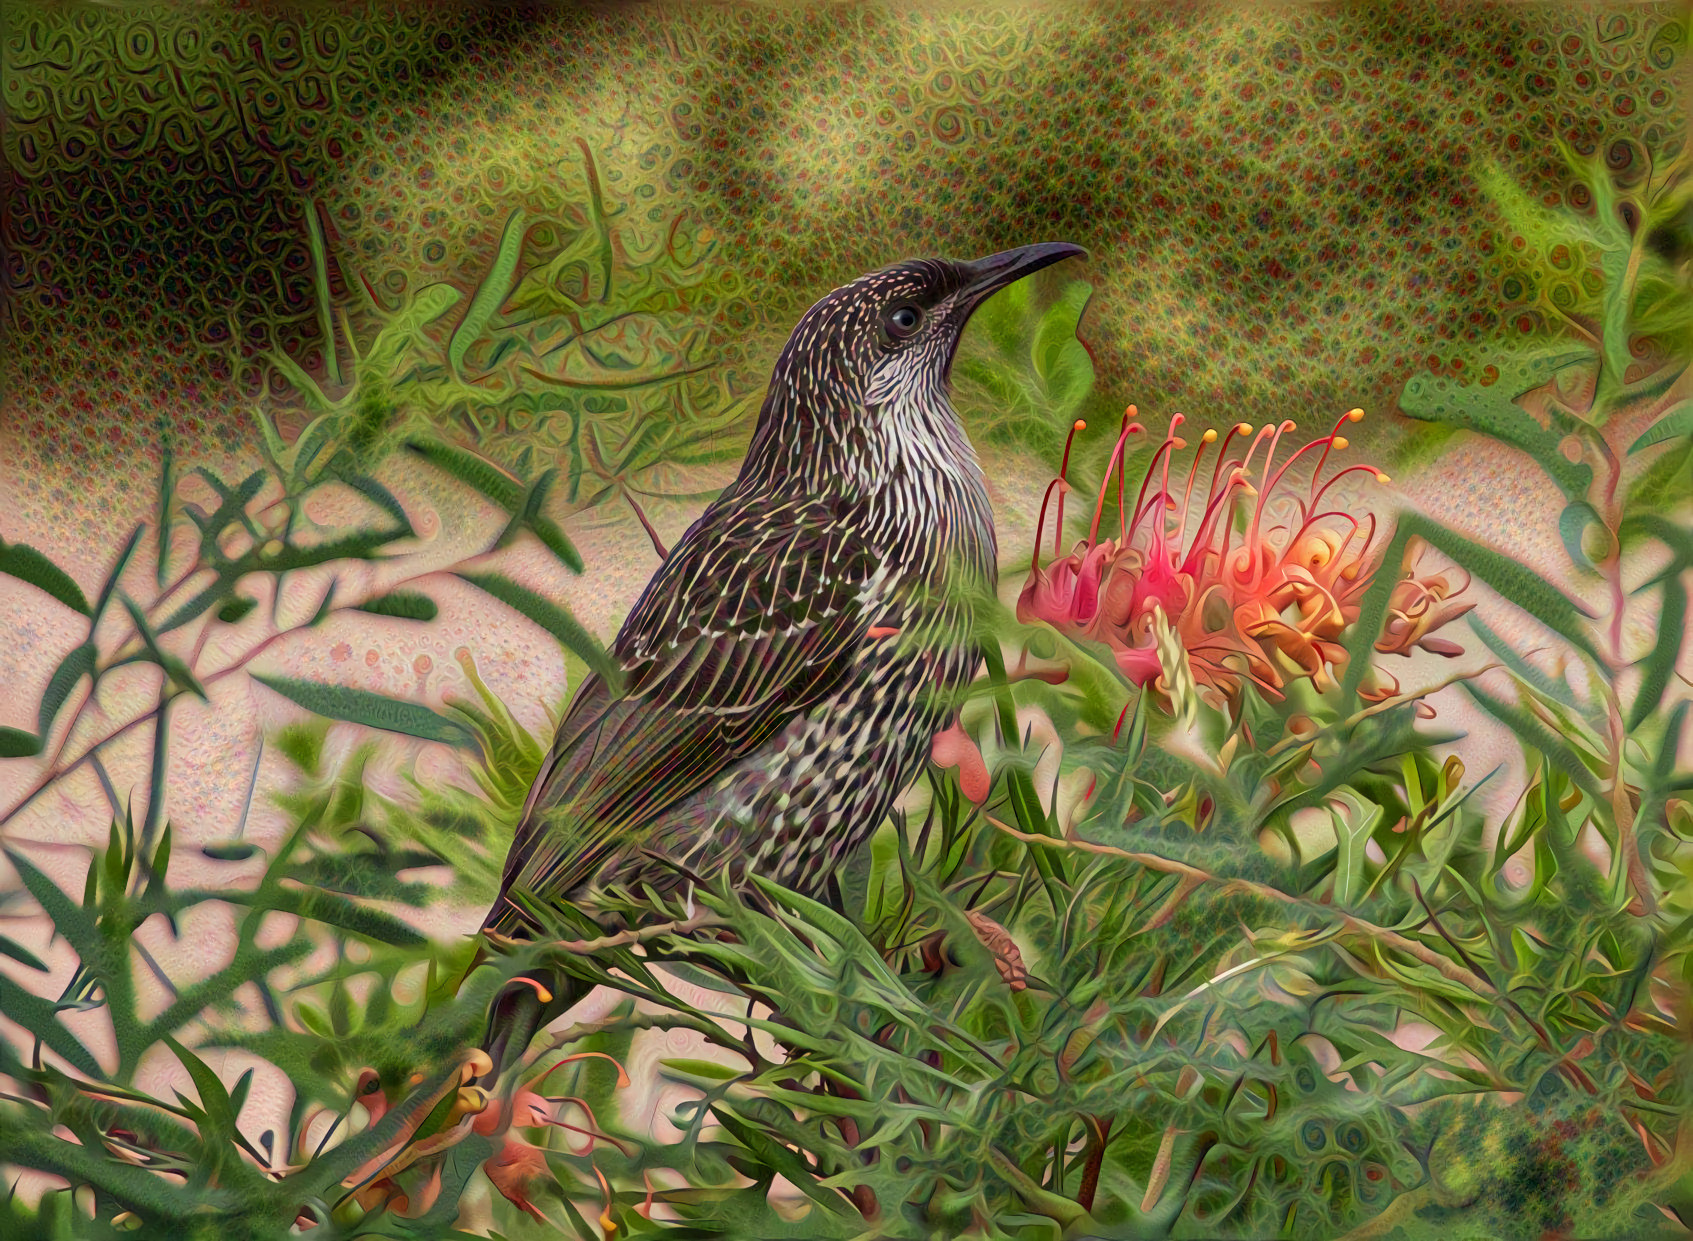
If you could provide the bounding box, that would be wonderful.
[1020,406,1431,716]
[1374,536,1474,659]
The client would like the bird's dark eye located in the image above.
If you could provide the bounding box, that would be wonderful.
[884,303,923,339]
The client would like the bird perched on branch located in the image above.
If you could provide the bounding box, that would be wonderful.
[478,242,1085,1085]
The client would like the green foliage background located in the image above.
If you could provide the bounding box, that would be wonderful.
[3,1,1687,504]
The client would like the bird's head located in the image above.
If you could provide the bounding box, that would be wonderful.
[748,242,1087,486]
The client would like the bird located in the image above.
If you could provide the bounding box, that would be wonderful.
[476,241,1086,1087]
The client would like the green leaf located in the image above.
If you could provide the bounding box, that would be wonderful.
[1463,611,1580,712]
[231,883,426,945]
[305,202,343,388]
[1628,398,1693,455]
[252,675,476,748]
[355,591,438,622]
[449,208,526,381]
[1462,679,1603,800]
[1628,574,1686,731]
[335,472,411,530]
[155,443,175,586]
[201,842,261,862]
[1344,513,1600,703]
[120,595,207,700]
[165,1035,238,1139]
[405,438,523,509]
[0,935,46,973]
[0,977,100,1077]
[662,1058,745,1082]
[0,538,90,615]
[0,728,39,758]
[1627,438,1693,512]
[1398,348,1596,500]
[457,571,621,690]
[1031,280,1096,413]
[216,596,258,624]
[365,282,463,375]
[1328,788,1385,907]
[92,525,143,625]
[1557,500,1609,573]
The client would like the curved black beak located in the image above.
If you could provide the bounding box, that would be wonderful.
[959,241,1087,305]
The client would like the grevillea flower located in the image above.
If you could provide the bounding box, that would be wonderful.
[1019,407,1465,719]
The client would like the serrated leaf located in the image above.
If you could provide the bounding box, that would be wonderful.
[120,595,207,700]
[1398,349,1596,500]
[265,884,428,946]
[252,675,475,748]
[91,526,144,629]
[335,472,411,529]
[1462,680,1603,800]
[0,977,100,1076]
[405,438,523,510]
[0,538,90,615]
[1345,513,1600,702]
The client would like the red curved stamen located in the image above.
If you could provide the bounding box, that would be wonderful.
[1174,430,1218,553]
[1240,421,1298,587]
[1054,419,1086,557]
[1126,427,1184,549]
[1031,476,1066,573]
[1308,462,1391,516]
[1090,420,1145,546]
[1307,409,1364,506]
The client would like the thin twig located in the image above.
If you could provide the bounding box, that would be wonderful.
[619,485,668,560]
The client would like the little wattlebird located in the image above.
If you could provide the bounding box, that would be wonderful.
[475,242,1086,1088]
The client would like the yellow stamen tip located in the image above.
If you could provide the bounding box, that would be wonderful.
[1236,423,1253,436]
[1073,419,1087,431]
[1202,429,1218,443]
[1333,436,1349,450]
[1375,473,1391,484]
[1347,408,1365,422]
[1282,420,1298,432]
[1125,404,1138,416]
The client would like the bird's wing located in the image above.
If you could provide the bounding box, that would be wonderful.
[488,490,879,929]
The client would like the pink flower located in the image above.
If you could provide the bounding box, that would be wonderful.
[1020,406,1458,716]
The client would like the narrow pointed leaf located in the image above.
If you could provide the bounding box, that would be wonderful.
[0,539,89,615]
[449,208,526,381]
[355,591,438,622]
[1628,575,1686,730]
[252,675,475,748]
[456,572,620,689]
[0,728,39,758]
[1628,398,1693,455]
